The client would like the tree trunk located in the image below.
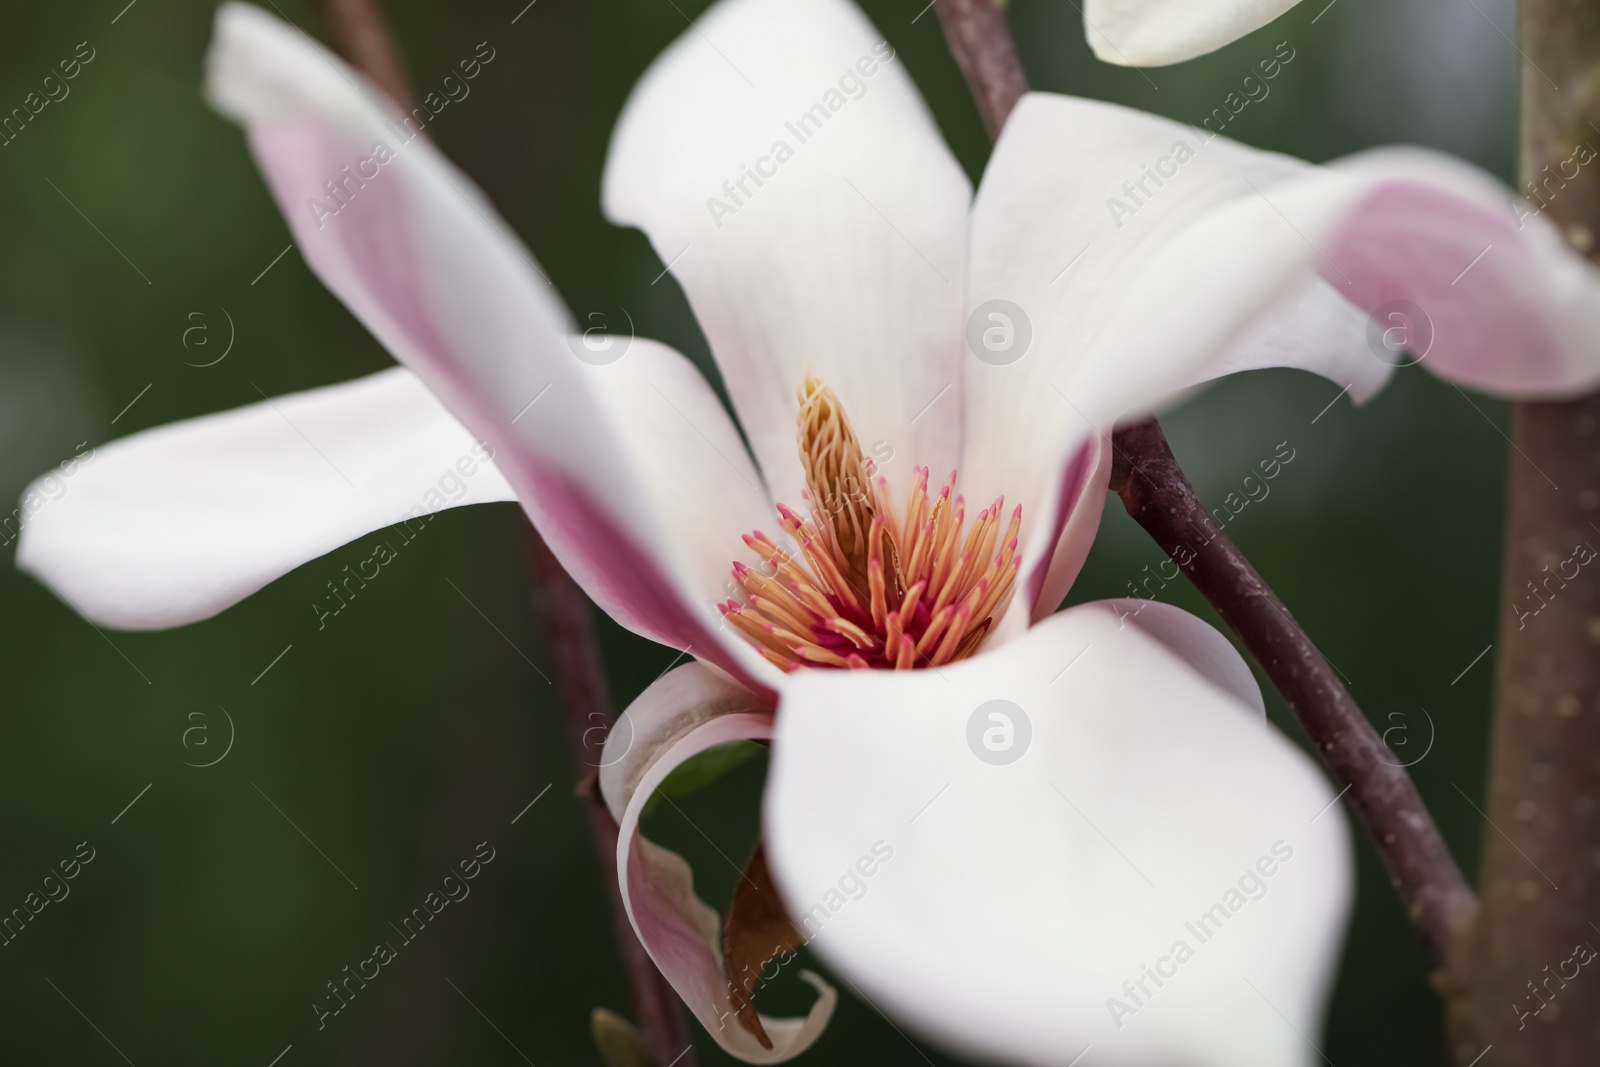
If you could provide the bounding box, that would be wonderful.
[1449,3,1600,1060]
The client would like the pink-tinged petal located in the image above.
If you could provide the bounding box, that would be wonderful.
[1320,149,1600,397]
[967,94,1600,618]
[603,0,971,508]
[961,95,1384,638]
[537,338,786,690]
[16,369,512,630]
[205,5,776,689]
[1084,0,1304,67]
[765,601,1349,1067]
[601,665,836,1063]
[986,433,1110,648]
[1022,433,1109,624]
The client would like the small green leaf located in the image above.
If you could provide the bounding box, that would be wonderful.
[644,739,762,815]
[591,1008,655,1067]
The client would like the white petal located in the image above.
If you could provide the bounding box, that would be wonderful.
[1023,433,1110,624]
[963,95,1375,635]
[1320,147,1600,398]
[765,601,1350,1067]
[603,0,971,508]
[206,4,776,688]
[962,94,1378,518]
[602,665,837,1063]
[967,93,1600,624]
[570,338,785,684]
[16,369,512,630]
[1084,0,1302,68]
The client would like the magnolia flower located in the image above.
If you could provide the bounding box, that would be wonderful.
[1084,0,1310,67]
[17,1,1600,1065]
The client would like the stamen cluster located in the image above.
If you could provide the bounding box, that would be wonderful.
[721,376,1021,671]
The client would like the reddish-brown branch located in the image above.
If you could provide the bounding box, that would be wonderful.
[1110,423,1476,962]
[527,529,699,1067]
[315,2,697,1062]
[319,0,415,111]
[932,0,1029,139]
[935,0,1475,965]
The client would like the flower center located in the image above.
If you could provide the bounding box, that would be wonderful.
[722,375,1021,672]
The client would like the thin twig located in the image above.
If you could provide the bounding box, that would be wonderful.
[932,0,1029,139]
[1109,422,1475,964]
[526,529,700,1067]
[316,2,698,1062]
[933,1,1475,965]
[318,0,415,110]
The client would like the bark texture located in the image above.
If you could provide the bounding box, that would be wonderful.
[1449,4,1600,1062]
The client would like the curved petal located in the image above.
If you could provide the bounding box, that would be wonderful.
[965,93,1600,624]
[1321,148,1600,397]
[1115,599,1265,718]
[601,665,836,1063]
[962,93,1377,522]
[206,4,776,689]
[962,95,1380,640]
[987,433,1110,647]
[1084,0,1302,68]
[765,601,1350,1067]
[15,368,512,630]
[1021,432,1109,626]
[602,0,971,509]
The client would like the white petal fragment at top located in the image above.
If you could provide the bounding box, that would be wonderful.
[1084,0,1306,67]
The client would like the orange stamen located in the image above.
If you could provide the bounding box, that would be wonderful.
[724,375,1021,672]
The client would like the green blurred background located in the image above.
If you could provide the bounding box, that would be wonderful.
[0,0,1519,1063]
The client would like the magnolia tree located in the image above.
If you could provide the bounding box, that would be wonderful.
[12,0,1600,1065]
